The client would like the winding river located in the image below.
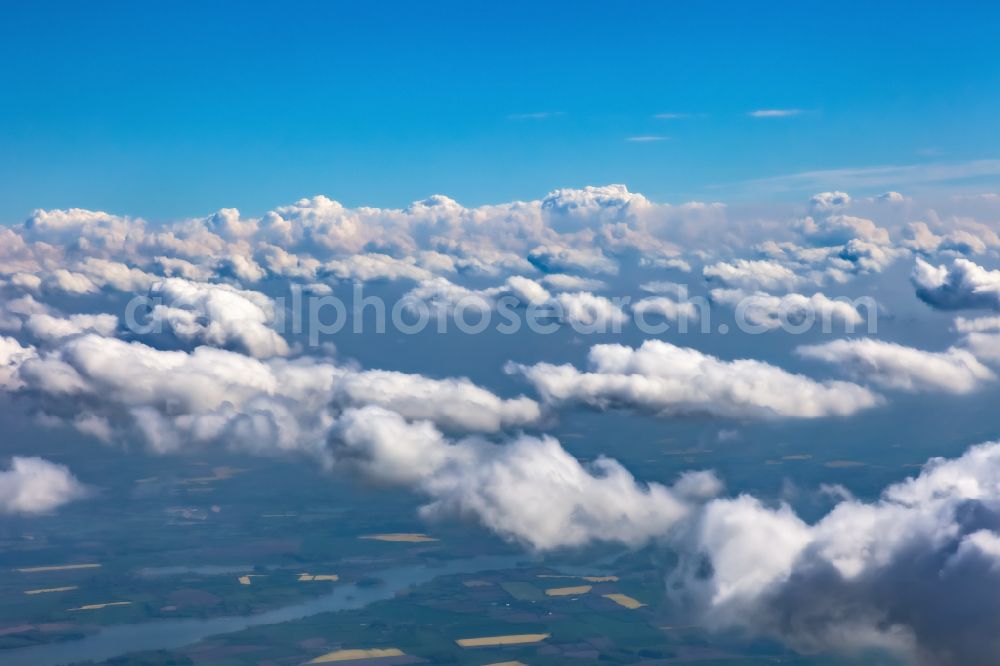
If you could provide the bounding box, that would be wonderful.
[3,555,525,666]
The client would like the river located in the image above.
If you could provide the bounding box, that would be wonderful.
[3,554,526,666]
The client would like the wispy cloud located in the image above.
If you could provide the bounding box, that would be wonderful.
[508,111,565,120]
[733,159,1000,193]
[749,109,802,118]
[626,135,669,143]
[653,113,690,120]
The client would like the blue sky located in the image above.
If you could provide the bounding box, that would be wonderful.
[2,0,999,222]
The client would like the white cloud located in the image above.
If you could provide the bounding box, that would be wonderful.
[632,296,698,322]
[25,313,118,342]
[330,370,541,433]
[808,191,851,212]
[528,244,619,275]
[704,259,804,291]
[147,278,289,358]
[671,440,1000,663]
[332,406,717,550]
[540,274,607,292]
[912,258,1000,311]
[740,159,1000,194]
[0,336,37,390]
[797,338,995,394]
[510,340,880,419]
[797,214,890,246]
[748,109,802,118]
[321,253,436,283]
[710,289,869,331]
[0,457,89,515]
[6,333,540,458]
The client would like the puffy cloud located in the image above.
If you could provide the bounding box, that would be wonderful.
[540,273,607,292]
[552,292,628,330]
[640,256,693,272]
[332,406,715,550]
[877,191,905,203]
[0,294,49,332]
[5,333,539,456]
[320,253,436,283]
[510,340,880,419]
[403,276,627,330]
[527,244,618,275]
[912,258,1000,311]
[671,441,1000,664]
[24,313,119,342]
[504,275,551,305]
[632,296,699,322]
[703,259,804,292]
[903,222,993,256]
[808,191,851,213]
[540,183,650,219]
[831,238,905,274]
[797,338,994,394]
[949,316,1000,364]
[798,214,890,246]
[0,336,37,390]
[710,289,870,331]
[330,370,541,433]
[0,457,89,515]
[145,278,289,358]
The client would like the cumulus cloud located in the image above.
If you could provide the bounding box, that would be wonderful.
[797,338,995,394]
[671,441,1000,664]
[0,457,89,515]
[510,340,880,419]
[540,273,607,292]
[912,258,1000,311]
[528,244,618,275]
[703,259,804,292]
[808,191,851,212]
[332,406,718,550]
[320,253,437,283]
[710,289,871,332]
[25,313,118,342]
[403,276,627,331]
[145,278,289,358]
[329,370,541,433]
[797,214,890,246]
[0,336,37,390]
[631,295,699,322]
[954,316,1000,363]
[3,332,540,456]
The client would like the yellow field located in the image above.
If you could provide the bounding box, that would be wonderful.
[298,573,339,582]
[16,563,101,573]
[68,601,132,611]
[603,593,646,609]
[545,584,592,596]
[462,579,492,587]
[537,574,619,582]
[24,586,78,595]
[359,533,438,543]
[456,633,550,648]
[307,648,404,663]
